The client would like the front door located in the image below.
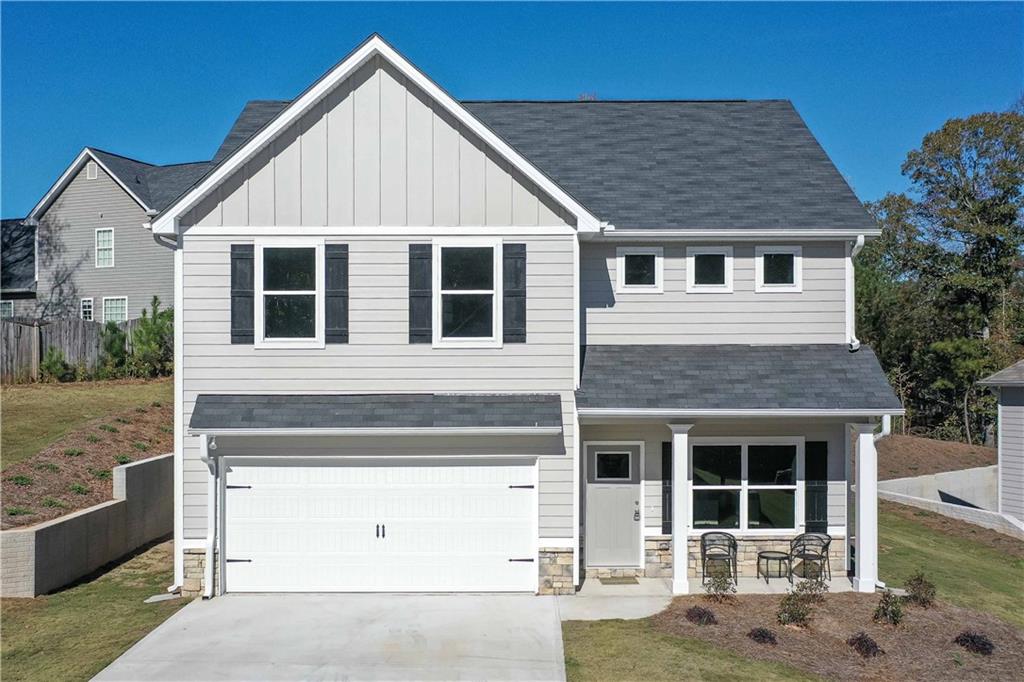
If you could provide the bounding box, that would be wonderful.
[585,444,641,567]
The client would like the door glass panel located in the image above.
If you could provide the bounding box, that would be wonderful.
[692,445,741,485]
[596,452,630,480]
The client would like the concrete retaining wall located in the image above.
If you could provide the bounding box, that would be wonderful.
[879,465,997,510]
[0,453,172,598]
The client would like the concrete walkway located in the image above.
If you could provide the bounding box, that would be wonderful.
[94,594,565,681]
[556,578,673,620]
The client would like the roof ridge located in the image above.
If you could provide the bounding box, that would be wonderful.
[87,147,156,167]
[462,99,791,104]
[149,160,212,169]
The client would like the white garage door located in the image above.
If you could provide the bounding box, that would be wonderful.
[223,459,537,592]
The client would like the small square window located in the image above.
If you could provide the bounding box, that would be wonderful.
[694,254,725,285]
[103,297,127,323]
[595,452,631,480]
[755,246,802,292]
[686,247,733,292]
[0,301,13,318]
[616,247,663,293]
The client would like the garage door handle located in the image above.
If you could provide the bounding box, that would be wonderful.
[509,484,534,489]
[508,558,535,563]
[382,524,386,538]
[226,485,251,489]
[376,524,380,538]
[226,559,252,563]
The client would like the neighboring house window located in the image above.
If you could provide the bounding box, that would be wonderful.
[755,246,802,293]
[690,439,802,532]
[103,297,128,323]
[80,298,94,321]
[615,247,663,293]
[87,161,98,180]
[95,229,114,268]
[686,246,733,293]
[0,301,13,318]
[432,238,502,347]
[595,451,631,481]
[255,240,324,348]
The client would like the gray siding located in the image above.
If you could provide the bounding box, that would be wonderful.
[181,57,571,229]
[36,164,172,320]
[1000,387,1024,522]
[181,233,576,539]
[581,242,847,344]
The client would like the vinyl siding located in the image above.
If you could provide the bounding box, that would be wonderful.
[35,164,172,320]
[581,242,847,344]
[181,233,576,539]
[180,57,572,230]
[999,387,1024,522]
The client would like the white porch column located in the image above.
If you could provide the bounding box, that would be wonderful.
[670,424,695,594]
[850,423,878,593]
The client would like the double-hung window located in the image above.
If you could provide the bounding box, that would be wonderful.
[95,229,114,268]
[686,246,732,293]
[432,239,502,347]
[103,297,127,323]
[755,246,802,293]
[81,298,94,321]
[690,438,803,532]
[255,240,324,348]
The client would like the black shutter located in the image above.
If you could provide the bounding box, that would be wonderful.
[325,244,349,344]
[662,441,672,534]
[805,441,829,533]
[503,243,526,343]
[230,244,254,344]
[408,244,432,343]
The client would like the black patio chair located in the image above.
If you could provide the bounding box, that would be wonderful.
[790,532,831,581]
[700,531,738,584]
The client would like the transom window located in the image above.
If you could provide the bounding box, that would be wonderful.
[0,301,13,318]
[103,297,127,323]
[755,246,802,293]
[616,247,663,293]
[255,240,324,347]
[686,246,733,292]
[80,298,94,321]
[691,439,802,532]
[595,451,632,480]
[433,239,501,347]
[95,229,114,268]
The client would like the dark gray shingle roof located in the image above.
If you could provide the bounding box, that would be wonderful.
[979,360,1024,387]
[89,149,212,212]
[1,218,36,293]
[189,393,564,431]
[213,100,291,163]
[577,344,902,412]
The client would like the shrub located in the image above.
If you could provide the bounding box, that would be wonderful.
[873,590,904,626]
[793,579,829,604]
[777,590,812,627]
[86,434,101,443]
[8,475,32,486]
[703,572,736,603]
[98,321,127,378]
[747,627,778,645]
[41,497,67,509]
[40,346,72,382]
[99,424,119,433]
[954,631,994,656]
[63,448,83,457]
[132,441,149,452]
[116,417,132,424]
[73,362,92,382]
[70,483,89,495]
[685,606,717,626]
[115,454,132,465]
[34,462,59,472]
[127,297,173,377]
[135,406,147,413]
[151,400,163,408]
[6,506,32,516]
[903,571,936,608]
[159,425,173,434]
[847,632,885,658]
[89,468,112,480]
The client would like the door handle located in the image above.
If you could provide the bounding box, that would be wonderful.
[634,509,640,522]
[376,524,380,538]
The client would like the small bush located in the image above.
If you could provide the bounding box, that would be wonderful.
[747,627,778,645]
[116,417,132,425]
[8,475,32,486]
[86,434,101,443]
[41,497,67,509]
[685,606,717,626]
[63,448,83,457]
[6,506,32,516]
[873,590,904,626]
[99,424,119,433]
[70,483,89,495]
[777,590,812,627]
[89,468,112,480]
[132,441,149,452]
[793,579,829,604]
[40,346,72,382]
[847,632,885,658]
[34,462,59,473]
[954,631,994,656]
[151,401,163,408]
[703,572,736,603]
[135,406,147,413]
[903,571,936,608]
[115,454,132,465]
[159,425,173,434]
[73,363,92,382]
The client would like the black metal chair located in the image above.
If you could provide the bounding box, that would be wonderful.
[790,532,831,581]
[700,531,738,584]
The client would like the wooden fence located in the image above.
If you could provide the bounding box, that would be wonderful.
[1,318,143,383]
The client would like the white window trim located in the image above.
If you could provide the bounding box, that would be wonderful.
[688,436,805,537]
[615,246,664,294]
[95,228,114,268]
[432,237,503,349]
[86,161,98,180]
[80,297,94,321]
[102,296,128,323]
[755,245,803,293]
[685,246,733,293]
[254,238,325,349]
[594,450,633,482]
[0,301,13,318]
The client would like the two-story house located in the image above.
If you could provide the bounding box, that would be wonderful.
[146,35,902,598]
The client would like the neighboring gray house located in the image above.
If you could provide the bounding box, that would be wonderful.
[1,218,36,318]
[980,361,1024,524]
[25,149,210,321]
[145,35,901,598]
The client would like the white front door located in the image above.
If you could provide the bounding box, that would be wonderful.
[223,459,537,592]
[585,444,642,567]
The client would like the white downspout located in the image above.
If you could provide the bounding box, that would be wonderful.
[200,435,217,599]
[846,235,865,352]
[874,414,891,442]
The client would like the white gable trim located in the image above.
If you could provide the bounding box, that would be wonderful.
[29,148,152,220]
[150,35,600,235]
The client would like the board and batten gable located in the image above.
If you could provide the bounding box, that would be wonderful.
[35,163,172,320]
[581,241,847,344]
[180,57,572,230]
[999,387,1024,522]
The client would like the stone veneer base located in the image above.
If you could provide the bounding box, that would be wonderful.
[538,547,575,595]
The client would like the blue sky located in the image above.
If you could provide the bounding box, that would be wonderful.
[2,2,1021,217]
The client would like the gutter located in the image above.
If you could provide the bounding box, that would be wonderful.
[588,228,882,242]
[186,426,563,437]
[578,407,904,419]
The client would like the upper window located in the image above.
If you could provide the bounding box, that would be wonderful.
[595,451,632,481]
[80,298,94,321]
[103,297,127,323]
[755,246,802,293]
[433,239,501,347]
[686,247,733,293]
[0,301,13,318]
[255,241,324,347]
[616,247,663,293]
[86,161,98,180]
[95,229,114,268]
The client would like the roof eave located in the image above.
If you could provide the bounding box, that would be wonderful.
[577,407,904,420]
[187,426,563,437]
[586,227,882,241]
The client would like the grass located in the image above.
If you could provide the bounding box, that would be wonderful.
[878,504,1024,627]
[1,379,172,470]
[563,619,814,682]
[1,540,187,681]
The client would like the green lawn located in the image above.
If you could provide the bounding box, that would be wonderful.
[1,379,172,470]
[1,540,187,681]
[878,502,1024,627]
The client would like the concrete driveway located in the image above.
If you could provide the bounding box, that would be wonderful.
[94,594,565,681]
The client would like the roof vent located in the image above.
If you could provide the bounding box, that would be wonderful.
[86,161,98,180]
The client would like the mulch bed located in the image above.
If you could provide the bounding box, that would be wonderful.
[881,500,1024,560]
[876,435,996,480]
[2,402,172,530]
[652,592,1024,681]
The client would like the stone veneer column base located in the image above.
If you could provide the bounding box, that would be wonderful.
[538,547,575,595]
[644,536,673,577]
[182,548,218,598]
